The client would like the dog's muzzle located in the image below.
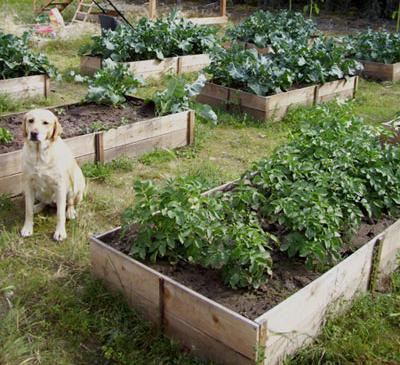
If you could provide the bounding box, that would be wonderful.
[30,131,39,141]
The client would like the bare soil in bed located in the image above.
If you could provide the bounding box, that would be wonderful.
[105,216,395,320]
[0,99,154,154]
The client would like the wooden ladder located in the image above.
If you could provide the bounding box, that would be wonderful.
[37,0,73,13]
[71,0,96,22]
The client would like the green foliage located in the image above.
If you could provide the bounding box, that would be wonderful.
[247,102,400,266]
[151,74,218,123]
[206,40,362,96]
[228,10,320,49]
[80,120,109,134]
[85,59,142,106]
[304,0,325,18]
[121,102,400,289]
[0,127,12,144]
[80,11,218,62]
[0,30,57,79]
[345,29,400,64]
[121,178,274,289]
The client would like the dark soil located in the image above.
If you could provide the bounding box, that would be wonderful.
[0,99,154,154]
[104,216,395,320]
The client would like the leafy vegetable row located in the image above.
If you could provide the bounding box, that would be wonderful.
[344,29,400,64]
[80,11,218,62]
[0,31,56,80]
[227,10,320,50]
[121,103,400,289]
[206,40,362,96]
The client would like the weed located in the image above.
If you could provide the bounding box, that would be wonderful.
[138,149,177,165]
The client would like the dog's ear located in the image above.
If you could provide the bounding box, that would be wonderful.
[50,117,63,142]
[22,114,29,139]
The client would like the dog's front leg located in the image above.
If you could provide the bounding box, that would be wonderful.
[53,184,67,241]
[21,182,35,237]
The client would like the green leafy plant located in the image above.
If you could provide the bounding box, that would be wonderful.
[0,127,12,144]
[81,120,109,134]
[80,11,218,62]
[120,102,400,289]
[345,29,400,64]
[228,10,320,49]
[206,40,362,97]
[151,74,218,124]
[85,59,142,106]
[0,30,57,79]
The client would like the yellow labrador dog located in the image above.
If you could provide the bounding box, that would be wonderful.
[20,109,85,241]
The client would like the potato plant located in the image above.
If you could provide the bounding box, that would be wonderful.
[121,103,400,289]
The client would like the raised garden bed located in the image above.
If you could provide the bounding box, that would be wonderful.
[0,74,50,99]
[90,179,400,365]
[80,54,211,79]
[360,60,400,82]
[0,97,194,196]
[197,77,358,122]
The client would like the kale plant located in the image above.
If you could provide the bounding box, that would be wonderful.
[0,127,12,144]
[345,29,400,64]
[0,30,57,80]
[151,74,217,123]
[80,11,218,62]
[85,59,142,106]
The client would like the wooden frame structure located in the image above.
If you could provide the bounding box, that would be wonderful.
[90,178,400,365]
[197,76,359,122]
[360,60,400,82]
[148,0,228,25]
[0,74,50,100]
[0,99,195,197]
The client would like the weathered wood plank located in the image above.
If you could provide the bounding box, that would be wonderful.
[256,237,378,365]
[378,219,400,284]
[316,77,357,103]
[0,173,22,196]
[189,16,228,25]
[102,112,188,150]
[0,150,21,178]
[125,58,179,80]
[0,74,48,99]
[80,56,102,76]
[90,237,161,323]
[360,61,400,81]
[163,278,259,359]
[179,54,210,74]
[164,312,254,365]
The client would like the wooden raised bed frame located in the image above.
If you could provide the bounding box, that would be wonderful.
[0,100,195,197]
[0,74,50,99]
[360,60,400,82]
[90,179,400,365]
[80,54,211,79]
[148,0,227,25]
[197,76,359,122]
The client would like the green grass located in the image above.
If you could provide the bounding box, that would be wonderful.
[287,271,400,365]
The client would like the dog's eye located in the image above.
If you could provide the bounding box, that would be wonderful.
[43,121,49,125]
[28,119,34,124]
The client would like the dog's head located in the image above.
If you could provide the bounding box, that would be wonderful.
[22,109,62,144]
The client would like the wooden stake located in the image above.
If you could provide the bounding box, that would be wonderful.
[187,110,195,145]
[220,0,227,17]
[95,132,104,163]
[149,0,156,19]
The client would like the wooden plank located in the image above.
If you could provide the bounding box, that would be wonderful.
[393,62,400,82]
[64,133,96,159]
[378,218,400,284]
[94,132,104,163]
[189,16,228,25]
[316,77,357,103]
[0,74,47,99]
[220,0,227,17]
[124,57,179,80]
[103,128,188,162]
[198,82,229,102]
[179,54,211,74]
[164,312,254,365]
[361,61,395,81]
[0,173,22,196]
[90,237,161,324]
[163,278,259,360]
[80,56,102,76]
[256,237,378,365]
[187,110,195,145]
[149,0,156,19]
[0,150,21,178]
[102,111,188,150]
